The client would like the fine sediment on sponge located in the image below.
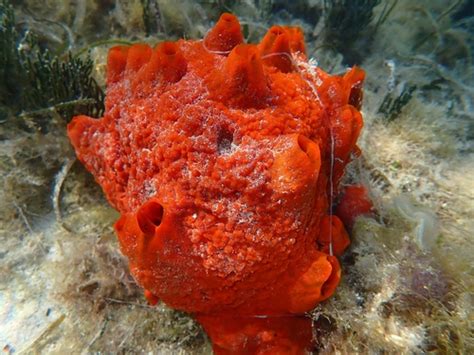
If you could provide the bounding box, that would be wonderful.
[66,12,369,353]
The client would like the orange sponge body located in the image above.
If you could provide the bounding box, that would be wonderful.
[68,13,365,353]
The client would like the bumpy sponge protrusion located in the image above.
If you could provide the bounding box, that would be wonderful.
[204,13,244,53]
[214,44,269,108]
[270,134,321,199]
[284,26,306,55]
[143,42,187,84]
[318,215,350,256]
[107,46,129,85]
[343,66,366,110]
[288,252,341,313]
[67,114,98,150]
[136,199,164,237]
[128,41,187,96]
[125,44,152,73]
[259,26,293,73]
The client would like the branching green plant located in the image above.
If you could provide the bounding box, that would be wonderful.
[22,51,104,120]
[141,0,163,36]
[378,84,417,122]
[0,0,23,107]
[321,0,398,65]
[0,0,104,128]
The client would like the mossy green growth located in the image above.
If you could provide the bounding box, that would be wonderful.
[378,83,417,122]
[0,0,22,108]
[321,0,397,65]
[0,0,104,129]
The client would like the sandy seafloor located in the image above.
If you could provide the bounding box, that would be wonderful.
[1,0,473,353]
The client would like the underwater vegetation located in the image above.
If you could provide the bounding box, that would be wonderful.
[0,0,104,130]
[0,0,473,354]
[378,83,417,122]
[320,0,397,65]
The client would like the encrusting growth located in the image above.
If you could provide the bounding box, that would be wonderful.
[68,13,368,354]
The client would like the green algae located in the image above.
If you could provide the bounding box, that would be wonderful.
[0,0,104,127]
